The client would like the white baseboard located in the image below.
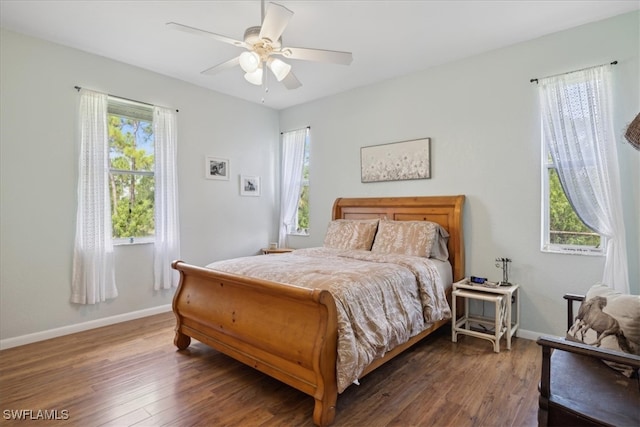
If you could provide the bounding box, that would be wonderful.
[516,328,545,341]
[0,304,172,350]
[0,307,547,351]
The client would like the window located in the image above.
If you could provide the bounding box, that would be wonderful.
[542,152,602,254]
[107,98,155,242]
[295,135,310,235]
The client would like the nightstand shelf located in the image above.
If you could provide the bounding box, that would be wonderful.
[451,280,520,353]
[261,247,294,255]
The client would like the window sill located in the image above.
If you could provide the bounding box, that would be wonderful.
[113,238,154,246]
[288,233,309,237]
[541,245,604,257]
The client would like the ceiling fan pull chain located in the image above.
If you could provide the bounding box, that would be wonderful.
[261,74,270,104]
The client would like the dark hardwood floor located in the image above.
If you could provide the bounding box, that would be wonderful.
[0,312,540,426]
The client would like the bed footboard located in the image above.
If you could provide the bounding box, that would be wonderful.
[171,260,339,426]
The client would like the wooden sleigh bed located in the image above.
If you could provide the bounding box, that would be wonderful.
[171,195,465,426]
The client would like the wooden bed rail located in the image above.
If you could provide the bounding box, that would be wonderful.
[171,260,339,426]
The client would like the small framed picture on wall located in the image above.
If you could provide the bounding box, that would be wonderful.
[205,156,229,180]
[240,175,260,196]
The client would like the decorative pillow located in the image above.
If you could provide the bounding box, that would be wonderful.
[430,226,450,262]
[323,219,379,250]
[566,283,640,377]
[371,220,443,258]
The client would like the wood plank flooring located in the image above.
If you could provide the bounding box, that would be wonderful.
[0,312,540,426]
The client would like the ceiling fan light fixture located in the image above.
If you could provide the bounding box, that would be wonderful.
[244,67,263,85]
[267,57,291,81]
[239,51,260,73]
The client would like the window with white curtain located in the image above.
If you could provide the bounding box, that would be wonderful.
[72,89,180,304]
[540,71,607,255]
[278,127,310,247]
[538,63,629,292]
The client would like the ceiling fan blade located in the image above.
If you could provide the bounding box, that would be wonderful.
[279,47,353,65]
[281,71,302,90]
[259,3,293,43]
[166,22,246,48]
[201,56,240,75]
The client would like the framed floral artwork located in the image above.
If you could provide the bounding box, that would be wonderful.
[360,138,431,183]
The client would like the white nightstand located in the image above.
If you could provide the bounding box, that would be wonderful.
[451,279,520,352]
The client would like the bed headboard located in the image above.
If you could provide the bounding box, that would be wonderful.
[332,195,465,282]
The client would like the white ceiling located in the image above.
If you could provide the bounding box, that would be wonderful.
[1,1,637,110]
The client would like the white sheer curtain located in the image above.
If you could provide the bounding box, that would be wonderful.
[153,107,180,290]
[278,128,307,248]
[539,65,629,293]
[71,89,118,304]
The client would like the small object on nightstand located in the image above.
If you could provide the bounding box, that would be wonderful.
[261,247,294,255]
[495,257,513,286]
[465,277,498,288]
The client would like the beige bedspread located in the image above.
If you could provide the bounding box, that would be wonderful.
[206,247,451,392]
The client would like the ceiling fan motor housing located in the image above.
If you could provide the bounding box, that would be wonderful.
[244,26,282,51]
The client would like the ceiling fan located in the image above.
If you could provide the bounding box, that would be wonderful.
[167,0,353,90]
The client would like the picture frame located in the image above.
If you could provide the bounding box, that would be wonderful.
[360,137,431,183]
[205,156,229,180]
[240,175,261,197]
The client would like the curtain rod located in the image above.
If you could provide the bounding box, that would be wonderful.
[280,126,310,135]
[74,86,179,112]
[529,60,617,84]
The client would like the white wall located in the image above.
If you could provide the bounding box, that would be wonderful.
[1,11,638,345]
[0,29,279,343]
[279,11,640,337]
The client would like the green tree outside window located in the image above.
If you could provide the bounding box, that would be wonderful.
[548,168,599,247]
[108,114,155,239]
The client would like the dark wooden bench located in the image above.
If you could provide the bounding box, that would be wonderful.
[537,293,640,426]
